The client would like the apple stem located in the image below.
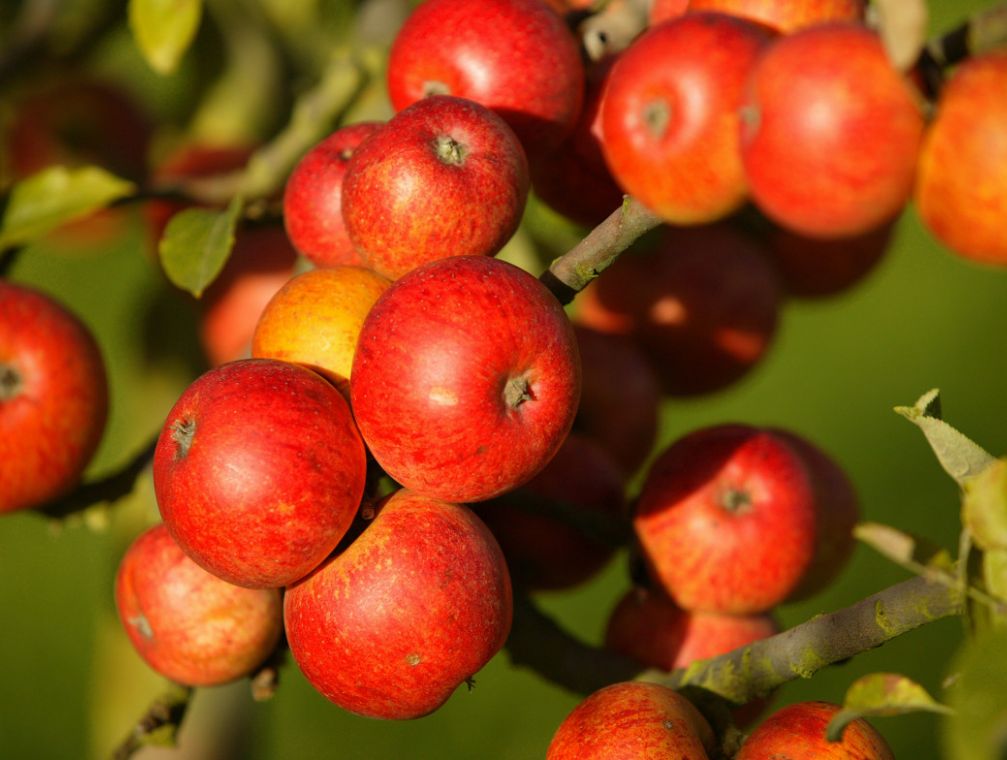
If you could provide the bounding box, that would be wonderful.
[433,134,468,166]
[422,80,451,98]
[0,363,21,401]
[171,418,196,459]
[504,375,533,410]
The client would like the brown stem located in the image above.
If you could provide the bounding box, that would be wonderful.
[110,683,193,760]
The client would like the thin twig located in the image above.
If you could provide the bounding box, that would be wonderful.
[111,683,193,760]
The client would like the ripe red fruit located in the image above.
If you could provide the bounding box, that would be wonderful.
[387,0,584,154]
[351,256,580,503]
[736,701,894,759]
[740,24,924,238]
[282,122,382,268]
[688,0,865,33]
[115,524,282,686]
[476,433,626,590]
[648,0,690,25]
[284,489,512,720]
[634,424,817,614]
[0,282,107,514]
[547,681,715,760]
[576,223,782,396]
[915,49,1007,265]
[601,13,775,224]
[153,359,367,588]
[341,96,529,280]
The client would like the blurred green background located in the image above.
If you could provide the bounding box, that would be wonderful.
[1,0,1002,758]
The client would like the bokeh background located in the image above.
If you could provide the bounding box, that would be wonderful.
[0,0,1001,757]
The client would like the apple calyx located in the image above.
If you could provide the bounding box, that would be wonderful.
[503,373,534,410]
[433,134,469,166]
[0,363,22,401]
[644,100,671,140]
[720,487,753,514]
[171,418,197,459]
[422,80,451,98]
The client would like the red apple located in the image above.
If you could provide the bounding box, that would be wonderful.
[688,0,865,33]
[601,13,775,224]
[576,223,782,396]
[153,359,367,588]
[736,701,894,759]
[284,488,512,720]
[115,524,282,686]
[915,49,1007,265]
[648,0,690,25]
[351,256,580,503]
[0,281,108,514]
[282,121,383,268]
[476,433,626,590]
[546,681,715,760]
[387,0,584,154]
[634,424,817,614]
[573,325,660,476]
[740,24,925,238]
[341,96,529,280]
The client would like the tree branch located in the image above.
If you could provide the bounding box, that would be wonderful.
[111,683,193,760]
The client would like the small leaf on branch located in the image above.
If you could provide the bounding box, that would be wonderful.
[894,389,994,488]
[870,0,929,71]
[128,0,203,75]
[854,521,954,574]
[827,673,952,742]
[943,629,1007,760]
[158,195,243,298]
[0,166,135,249]
[962,457,1007,551]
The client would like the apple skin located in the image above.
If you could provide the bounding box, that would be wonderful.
[648,0,690,24]
[284,488,512,720]
[634,423,817,614]
[575,223,782,396]
[153,358,367,588]
[476,433,625,590]
[342,96,529,281]
[351,256,580,503]
[115,524,282,686]
[546,681,715,760]
[0,281,108,514]
[740,24,924,238]
[282,122,383,268]
[387,0,584,154]
[601,13,775,225]
[736,701,894,760]
[915,50,1007,266]
[687,0,865,33]
[251,265,391,395]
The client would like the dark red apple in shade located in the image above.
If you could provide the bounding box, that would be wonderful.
[153,358,367,588]
[600,13,775,225]
[546,681,715,760]
[687,0,865,33]
[736,701,894,760]
[575,223,782,396]
[634,424,817,614]
[282,121,383,268]
[915,49,1007,266]
[476,433,626,590]
[0,281,108,514]
[341,95,528,281]
[740,23,925,238]
[573,325,660,477]
[284,488,512,720]
[387,0,584,154]
[115,524,282,686]
[351,256,580,503]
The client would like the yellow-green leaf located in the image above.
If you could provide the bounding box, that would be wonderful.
[871,0,929,71]
[943,629,1007,760]
[963,458,1007,551]
[158,196,243,298]
[854,522,954,575]
[129,0,203,75]
[827,673,951,741]
[0,166,135,249]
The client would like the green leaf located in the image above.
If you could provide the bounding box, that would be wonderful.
[895,389,995,488]
[854,522,954,574]
[963,458,1007,551]
[158,196,243,298]
[828,672,952,742]
[985,548,1007,606]
[943,629,1007,760]
[129,0,203,75]
[0,166,135,249]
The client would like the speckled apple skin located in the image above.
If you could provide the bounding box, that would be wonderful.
[115,524,282,686]
[341,96,529,281]
[547,681,715,760]
[0,281,107,513]
[736,701,894,760]
[387,0,584,153]
[284,489,513,720]
[634,424,817,614]
[350,256,580,503]
[153,358,367,588]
